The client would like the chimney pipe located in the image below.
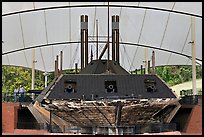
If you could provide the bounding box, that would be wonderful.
[141,65,143,74]
[116,15,120,64]
[112,15,116,61]
[148,60,150,74]
[54,60,57,78]
[152,51,156,74]
[60,51,63,75]
[75,63,78,74]
[81,15,85,70]
[56,55,59,77]
[85,15,88,67]
[96,19,99,60]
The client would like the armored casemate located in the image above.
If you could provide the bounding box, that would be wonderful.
[32,14,180,134]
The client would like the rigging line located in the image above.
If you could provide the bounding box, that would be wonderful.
[119,34,132,71]
[159,3,175,48]
[129,9,147,71]
[71,41,80,68]
[181,24,191,53]
[41,10,49,71]
[93,6,97,37]
[122,44,132,71]
[19,14,29,67]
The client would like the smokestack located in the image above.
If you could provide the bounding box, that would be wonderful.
[116,15,120,64]
[148,60,150,74]
[81,15,88,69]
[85,15,88,67]
[60,51,63,75]
[152,51,156,74]
[81,15,85,70]
[56,55,59,77]
[112,15,116,61]
[75,63,78,74]
[54,60,57,78]
[141,65,143,74]
[96,19,99,60]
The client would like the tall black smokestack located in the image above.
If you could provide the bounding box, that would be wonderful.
[81,15,85,70]
[116,15,119,64]
[81,15,88,69]
[85,15,88,67]
[112,15,116,61]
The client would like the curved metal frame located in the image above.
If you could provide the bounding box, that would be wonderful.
[2,4,202,18]
[2,41,202,62]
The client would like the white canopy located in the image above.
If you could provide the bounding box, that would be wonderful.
[2,2,202,72]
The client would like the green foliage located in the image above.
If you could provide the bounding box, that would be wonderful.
[2,66,80,94]
[2,66,47,94]
[131,65,202,87]
[2,66,32,94]
[155,65,202,86]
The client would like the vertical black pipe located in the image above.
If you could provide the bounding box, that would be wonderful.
[116,15,119,64]
[54,60,57,78]
[107,2,110,71]
[112,15,116,61]
[56,55,59,77]
[152,51,155,74]
[60,51,63,75]
[85,15,88,67]
[141,65,143,74]
[75,63,78,74]
[96,19,98,60]
[148,60,150,74]
[81,15,84,70]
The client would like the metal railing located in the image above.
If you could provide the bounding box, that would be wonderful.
[2,93,38,102]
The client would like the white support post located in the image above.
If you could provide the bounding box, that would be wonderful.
[44,72,49,88]
[191,16,196,96]
[31,49,35,90]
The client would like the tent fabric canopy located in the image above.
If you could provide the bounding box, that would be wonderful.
[2,2,202,72]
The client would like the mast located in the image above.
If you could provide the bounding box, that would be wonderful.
[107,2,110,71]
[96,19,98,60]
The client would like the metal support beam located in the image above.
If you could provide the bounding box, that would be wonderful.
[115,101,122,127]
[191,16,196,95]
